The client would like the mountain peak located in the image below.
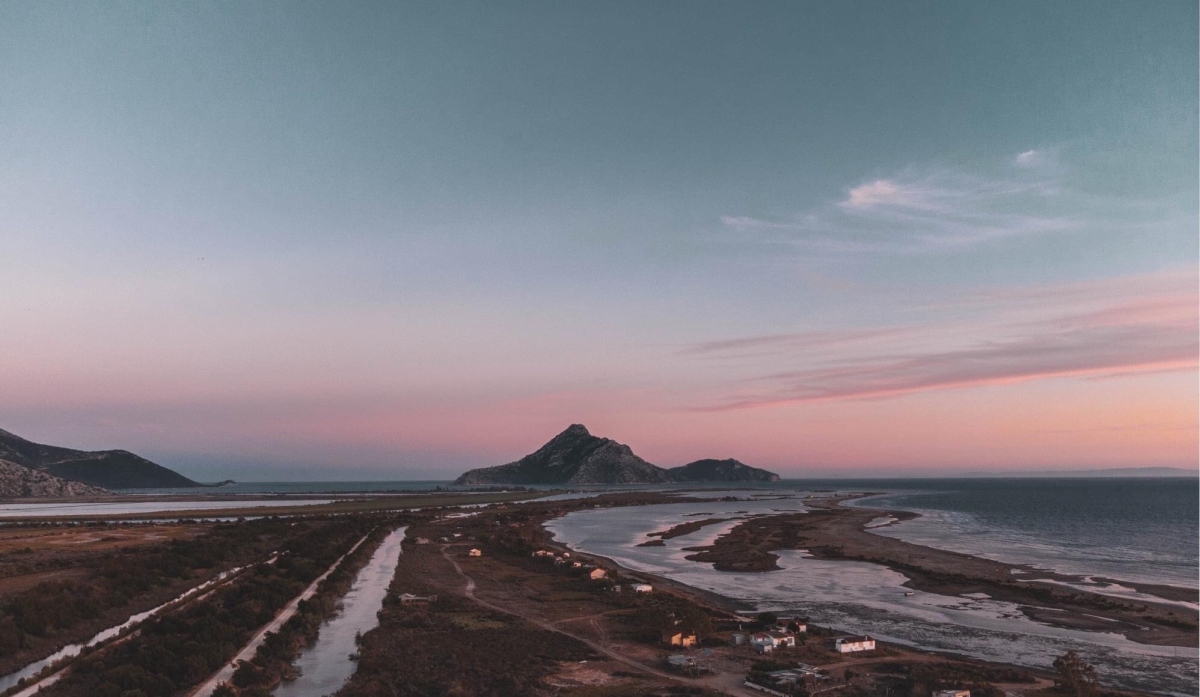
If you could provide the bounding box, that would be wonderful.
[455,425,668,485]
[453,426,779,486]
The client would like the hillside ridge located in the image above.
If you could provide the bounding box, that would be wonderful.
[454,425,778,485]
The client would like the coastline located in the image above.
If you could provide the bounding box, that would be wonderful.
[679,494,1197,647]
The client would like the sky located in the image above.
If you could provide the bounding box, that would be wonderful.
[1,1,1196,480]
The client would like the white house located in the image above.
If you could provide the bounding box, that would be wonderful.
[468,548,482,557]
[768,631,796,648]
[752,632,795,650]
[588,568,607,580]
[632,583,653,593]
[834,635,876,653]
[750,633,775,653]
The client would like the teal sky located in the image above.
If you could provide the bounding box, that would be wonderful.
[1,2,1196,480]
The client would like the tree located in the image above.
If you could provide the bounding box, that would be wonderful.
[756,612,778,627]
[1052,651,1098,697]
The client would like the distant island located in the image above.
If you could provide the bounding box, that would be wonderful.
[453,424,780,485]
[0,427,200,491]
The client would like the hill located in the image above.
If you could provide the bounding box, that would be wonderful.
[0,458,111,497]
[454,424,670,485]
[666,458,780,482]
[453,425,779,485]
[0,428,199,489]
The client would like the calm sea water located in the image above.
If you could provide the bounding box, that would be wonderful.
[841,478,1199,590]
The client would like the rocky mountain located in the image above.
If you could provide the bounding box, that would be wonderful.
[0,428,199,489]
[0,458,111,497]
[455,424,671,485]
[453,424,779,485]
[666,458,780,482]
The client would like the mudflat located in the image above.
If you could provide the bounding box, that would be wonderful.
[682,495,1198,647]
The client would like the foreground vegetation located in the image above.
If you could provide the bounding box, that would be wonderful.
[0,519,291,675]
[32,517,376,697]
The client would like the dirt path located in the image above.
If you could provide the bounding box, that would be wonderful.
[189,534,371,697]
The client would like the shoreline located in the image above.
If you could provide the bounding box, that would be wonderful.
[538,511,1070,691]
[679,494,1197,647]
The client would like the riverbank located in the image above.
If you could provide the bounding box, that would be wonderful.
[680,495,1197,647]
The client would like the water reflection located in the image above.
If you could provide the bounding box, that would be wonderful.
[273,526,407,697]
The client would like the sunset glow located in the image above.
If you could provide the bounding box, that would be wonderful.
[1,3,1195,480]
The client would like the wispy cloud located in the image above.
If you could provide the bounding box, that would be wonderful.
[686,268,1199,410]
[722,152,1076,253]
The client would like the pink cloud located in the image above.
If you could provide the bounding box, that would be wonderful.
[690,269,1199,410]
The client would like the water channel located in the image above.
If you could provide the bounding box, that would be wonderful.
[272,526,407,697]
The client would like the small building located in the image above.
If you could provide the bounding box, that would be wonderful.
[933,691,970,697]
[834,635,876,653]
[468,548,483,557]
[414,537,432,545]
[730,633,746,645]
[532,550,552,557]
[751,632,795,649]
[571,561,583,568]
[632,583,653,593]
[662,631,699,648]
[768,631,796,648]
[561,552,570,558]
[779,618,807,634]
[398,593,437,606]
[588,568,607,580]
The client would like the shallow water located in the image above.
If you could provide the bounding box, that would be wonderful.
[0,499,334,518]
[546,495,1199,696]
[272,526,407,697]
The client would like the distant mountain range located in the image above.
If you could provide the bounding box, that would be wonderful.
[0,428,199,491]
[962,466,1199,478]
[453,424,779,485]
